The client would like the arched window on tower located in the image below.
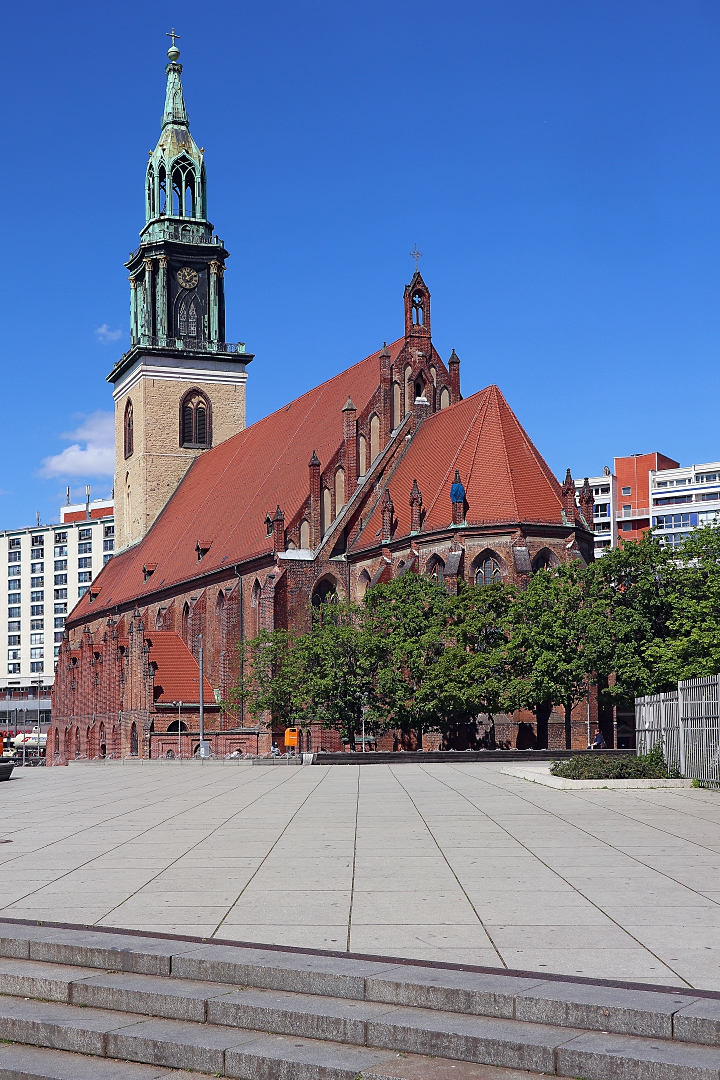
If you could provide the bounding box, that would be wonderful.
[321,487,332,536]
[335,468,346,513]
[146,166,155,220]
[412,289,425,325]
[124,399,134,459]
[158,164,167,214]
[300,520,310,548]
[404,366,413,415]
[185,179,195,218]
[181,602,190,644]
[187,300,197,337]
[180,390,211,448]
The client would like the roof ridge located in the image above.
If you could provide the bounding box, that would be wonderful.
[487,384,520,521]
[422,389,492,521]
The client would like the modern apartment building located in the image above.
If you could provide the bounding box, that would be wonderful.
[575,470,618,556]
[650,460,720,547]
[1,497,114,729]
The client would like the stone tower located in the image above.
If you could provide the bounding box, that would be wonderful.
[109,37,253,551]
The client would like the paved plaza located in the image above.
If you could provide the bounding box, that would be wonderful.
[0,761,718,990]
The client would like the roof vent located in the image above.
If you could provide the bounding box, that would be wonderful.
[196,540,212,561]
[143,562,158,582]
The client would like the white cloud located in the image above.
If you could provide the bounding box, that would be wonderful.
[39,411,115,479]
[96,324,123,343]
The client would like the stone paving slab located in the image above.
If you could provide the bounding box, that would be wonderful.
[2,761,720,988]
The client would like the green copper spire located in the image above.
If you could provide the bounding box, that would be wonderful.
[144,36,207,229]
[162,41,189,129]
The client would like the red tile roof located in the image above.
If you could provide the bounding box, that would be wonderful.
[147,631,215,704]
[351,384,565,550]
[70,340,404,621]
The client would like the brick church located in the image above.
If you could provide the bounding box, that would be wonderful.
[50,42,598,763]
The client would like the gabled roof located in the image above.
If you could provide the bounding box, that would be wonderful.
[147,631,215,704]
[351,384,566,551]
[70,340,404,622]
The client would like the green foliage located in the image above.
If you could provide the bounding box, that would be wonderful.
[550,743,674,780]
[230,523,720,744]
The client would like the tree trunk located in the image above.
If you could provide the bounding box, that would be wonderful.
[535,701,550,750]
[564,702,572,750]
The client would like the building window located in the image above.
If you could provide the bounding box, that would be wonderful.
[54,632,64,643]
[124,399,134,459]
[696,473,719,484]
[654,495,692,506]
[621,521,632,532]
[78,557,92,569]
[7,664,20,674]
[30,605,44,616]
[476,557,502,586]
[622,504,632,513]
[7,636,20,646]
[30,633,43,645]
[103,554,113,565]
[8,608,21,619]
[78,543,92,554]
[30,577,44,588]
[54,532,67,544]
[8,565,20,577]
[30,562,43,573]
[594,503,610,518]
[30,591,44,603]
[31,619,43,630]
[8,583,20,596]
[54,617,65,628]
[8,550,20,563]
[78,571,92,583]
[30,648,43,660]
[79,527,92,541]
[78,586,88,598]
[30,661,44,673]
[54,603,67,615]
[103,539,114,551]
[54,575,67,586]
[621,487,631,496]
[104,524,114,538]
[7,650,20,661]
[8,539,20,550]
[653,513,697,530]
[54,560,67,571]
[54,545,67,558]
[179,390,211,448]
[54,589,67,600]
[54,645,60,658]
[8,621,20,631]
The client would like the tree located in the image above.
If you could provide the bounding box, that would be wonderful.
[417,580,515,747]
[502,561,594,749]
[586,530,677,701]
[362,573,450,746]
[643,525,720,685]
[229,629,300,729]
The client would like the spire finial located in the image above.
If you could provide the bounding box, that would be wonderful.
[410,244,423,272]
[166,27,180,62]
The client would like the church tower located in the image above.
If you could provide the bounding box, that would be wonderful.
[108,36,253,551]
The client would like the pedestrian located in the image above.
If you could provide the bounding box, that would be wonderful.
[592,727,606,750]
[271,741,279,757]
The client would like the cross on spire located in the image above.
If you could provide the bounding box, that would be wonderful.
[410,244,423,272]
[167,27,180,48]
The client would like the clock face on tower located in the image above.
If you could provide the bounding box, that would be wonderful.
[177,267,199,290]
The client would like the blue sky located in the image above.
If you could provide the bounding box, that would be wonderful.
[2,1,719,528]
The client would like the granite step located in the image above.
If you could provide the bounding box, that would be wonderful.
[0,1043,546,1080]
[2,986,720,1080]
[0,943,719,1046]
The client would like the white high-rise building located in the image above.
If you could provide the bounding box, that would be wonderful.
[574,469,618,557]
[1,497,114,732]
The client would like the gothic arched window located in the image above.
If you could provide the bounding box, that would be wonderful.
[412,290,425,325]
[476,557,502,586]
[427,556,445,583]
[179,390,211,448]
[130,721,138,758]
[124,399,134,459]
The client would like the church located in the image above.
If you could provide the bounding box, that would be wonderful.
[49,42,597,763]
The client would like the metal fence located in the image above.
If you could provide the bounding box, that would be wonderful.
[636,675,720,784]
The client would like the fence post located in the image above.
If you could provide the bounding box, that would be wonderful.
[678,683,687,778]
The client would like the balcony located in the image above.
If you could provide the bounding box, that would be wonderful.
[617,507,651,520]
